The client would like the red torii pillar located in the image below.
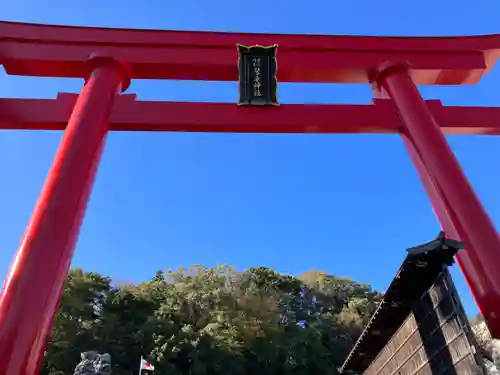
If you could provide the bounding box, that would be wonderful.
[0,56,128,375]
[373,61,500,331]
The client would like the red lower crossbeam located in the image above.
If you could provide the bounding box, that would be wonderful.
[1,95,500,134]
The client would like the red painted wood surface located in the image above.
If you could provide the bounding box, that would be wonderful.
[1,95,500,135]
[378,64,500,338]
[1,21,499,84]
[0,58,126,375]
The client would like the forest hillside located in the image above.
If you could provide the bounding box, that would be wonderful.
[43,266,381,375]
[42,266,499,375]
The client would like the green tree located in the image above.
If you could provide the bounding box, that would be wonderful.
[43,269,112,375]
[43,265,381,375]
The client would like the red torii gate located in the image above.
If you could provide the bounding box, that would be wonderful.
[0,21,500,375]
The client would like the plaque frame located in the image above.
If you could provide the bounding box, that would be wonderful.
[237,44,279,106]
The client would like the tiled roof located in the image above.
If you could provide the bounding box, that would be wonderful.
[339,232,463,374]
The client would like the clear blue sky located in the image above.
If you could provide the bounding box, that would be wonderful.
[1,0,499,316]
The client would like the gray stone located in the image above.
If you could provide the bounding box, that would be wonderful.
[74,351,112,375]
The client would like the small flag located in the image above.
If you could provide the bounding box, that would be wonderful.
[140,356,155,371]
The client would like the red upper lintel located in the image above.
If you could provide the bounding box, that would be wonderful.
[0,21,499,84]
[0,94,498,135]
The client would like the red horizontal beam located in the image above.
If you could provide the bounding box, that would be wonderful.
[0,21,499,84]
[0,94,499,135]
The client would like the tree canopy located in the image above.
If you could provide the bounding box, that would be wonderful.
[42,265,382,375]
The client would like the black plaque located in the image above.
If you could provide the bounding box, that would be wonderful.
[237,44,278,106]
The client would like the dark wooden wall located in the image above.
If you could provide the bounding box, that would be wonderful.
[363,270,484,375]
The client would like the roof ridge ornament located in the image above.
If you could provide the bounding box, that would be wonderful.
[407,231,464,266]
